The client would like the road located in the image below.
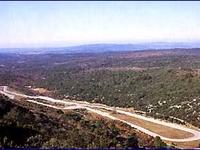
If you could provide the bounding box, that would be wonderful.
[1,86,200,142]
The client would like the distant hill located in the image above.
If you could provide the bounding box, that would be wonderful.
[0,42,200,54]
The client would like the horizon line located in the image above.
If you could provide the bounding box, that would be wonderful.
[1,41,200,49]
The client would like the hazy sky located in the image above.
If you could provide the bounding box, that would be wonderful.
[0,1,200,48]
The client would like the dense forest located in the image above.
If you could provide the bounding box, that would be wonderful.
[0,48,200,128]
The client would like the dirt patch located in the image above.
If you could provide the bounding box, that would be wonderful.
[168,139,200,149]
[32,88,50,94]
[111,113,194,139]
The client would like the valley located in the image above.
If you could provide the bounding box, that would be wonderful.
[0,48,200,148]
[2,1,200,148]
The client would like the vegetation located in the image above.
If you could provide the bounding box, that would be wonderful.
[0,49,200,130]
[153,136,167,148]
[0,95,154,148]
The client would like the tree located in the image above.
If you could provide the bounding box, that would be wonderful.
[154,136,167,148]
[109,122,119,138]
[125,134,139,148]
[26,135,43,147]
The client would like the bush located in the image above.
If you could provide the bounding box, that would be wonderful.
[153,136,167,148]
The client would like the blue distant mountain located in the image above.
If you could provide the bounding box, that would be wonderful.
[0,42,200,54]
[59,42,200,53]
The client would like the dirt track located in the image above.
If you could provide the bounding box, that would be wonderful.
[1,86,200,145]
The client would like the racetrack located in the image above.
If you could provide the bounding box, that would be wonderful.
[1,86,200,143]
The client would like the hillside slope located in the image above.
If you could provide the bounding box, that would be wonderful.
[0,94,154,148]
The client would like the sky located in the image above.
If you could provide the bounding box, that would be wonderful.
[0,1,200,48]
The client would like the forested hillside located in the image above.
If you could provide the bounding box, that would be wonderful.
[0,48,200,128]
[0,94,156,148]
